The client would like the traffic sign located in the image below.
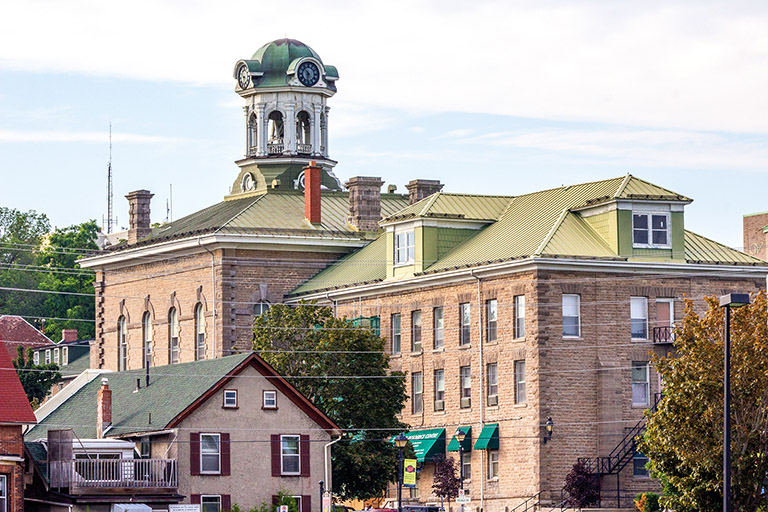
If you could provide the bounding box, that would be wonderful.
[456,496,471,505]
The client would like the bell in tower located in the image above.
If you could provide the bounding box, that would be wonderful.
[228,39,342,197]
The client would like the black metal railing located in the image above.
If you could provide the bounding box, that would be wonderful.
[509,491,541,512]
[653,326,674,344]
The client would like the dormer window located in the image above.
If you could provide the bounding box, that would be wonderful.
[633,212,670,248]
[394,229,415,265]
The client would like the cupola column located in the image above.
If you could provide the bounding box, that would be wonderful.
[242,106,250,156]
[322,106,330,157]
[312,103,322,156]
[256,103,267,156]
[284,102,297,155]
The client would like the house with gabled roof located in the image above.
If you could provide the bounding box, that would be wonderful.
[287,174,768,511]
[0,316,52,360]
[24,353,341,512]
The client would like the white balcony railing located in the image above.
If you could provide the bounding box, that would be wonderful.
[267,139,284,155]
[297,143,312,154]
[66,458,177,489]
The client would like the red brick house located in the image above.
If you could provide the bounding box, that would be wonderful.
[0,316,52,361]
[0,335,37,512]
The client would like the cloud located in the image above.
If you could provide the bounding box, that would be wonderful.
[0,130,188,144]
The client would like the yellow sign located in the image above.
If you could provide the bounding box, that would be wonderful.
[403,458,417,487]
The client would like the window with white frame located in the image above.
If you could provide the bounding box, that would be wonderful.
[488,450,499,479]
[514,360,526,404]
[391,313,401,354]
[118,316,127,371]
[433,307,444,349]
[460,303,471,345]
[631,297,649,339]
[460,366,471,407]
[412,372,423,414]
[633,450,650,477]
[201,495,222,512]
[45,349,51,365]
[169,307,179,364]
[462,451,472,481]
[394,229,415,265]
[54,348,59,364]
[263,390,277,409]
[656,298,675,342]
[0,474,6,512]
[434,369,444,410]
[195,303,205,361]
[411,310,422,352]
[633,212,670,248]
[143,311,152,369]
[487,363,498,403]
[62,346,68,365]
[33,351,39,365]
[514,295,525,339]
[486,299,497,342]
[254,301,270,317]
[281,435,301,475]
[562,294,581,337]
[200,433,221,474]
[632,362,650,406]
[223,390,238,408]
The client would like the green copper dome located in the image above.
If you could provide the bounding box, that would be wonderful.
[241,38,338,90]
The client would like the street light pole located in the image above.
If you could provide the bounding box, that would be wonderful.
[394,433,408,512]
[455,428,466,512]
[719,293,750,512]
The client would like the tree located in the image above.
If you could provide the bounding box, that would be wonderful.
[563,461,600,508]
[13,346,62,407]
[432,454,461,504]
[639,292,768,512]
[252,302,408,500]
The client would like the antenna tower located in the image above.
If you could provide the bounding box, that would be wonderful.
[107,123,114,234]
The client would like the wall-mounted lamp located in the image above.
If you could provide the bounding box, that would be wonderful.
[544,417,554,444]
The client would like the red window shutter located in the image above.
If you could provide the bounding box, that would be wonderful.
[190,432,201,476]
[300,434,310,477]
[271,434,281,476]
[222,495,232,511]
[301,495,311,512]
[191,494,201,505]
[221,432,231,476]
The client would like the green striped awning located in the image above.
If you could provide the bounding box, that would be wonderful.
[391,428,446,462]
[474,423,499,450]
[446,426,472,452]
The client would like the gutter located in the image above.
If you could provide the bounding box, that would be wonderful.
[25,497,73,512]
[470,270,485,512]
[324,435,344,496]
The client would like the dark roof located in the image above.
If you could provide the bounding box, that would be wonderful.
[26,352,339,440]
[25,441,48,482]
[0,339,36,424]
[0,315,52,359]
[61,347,91,378]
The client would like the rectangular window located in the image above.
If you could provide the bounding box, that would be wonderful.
[33,351,39,365]
[391,314,401,354]
[514,295,526,339]
[562,294,581,337]
[434,369,445,410]
[223,390,238,408]
[632,362,650,406]
[140,437,151,458]
[631,297,649,340]
[488,450,499,479]
[486,299,497,342]
[633,212,670,248]
[53,348,60,364]
[45,349,51,364]
[462,451,471,481]
[633,451,650,477]
[460,366,471,408]
[655,298,675,342]
[200,433,221,474]
[411,310,422,352]
[394,230,415,264]
[412,372,423,414]
[514,360,526,404]
[263,390,277,409]
[460,303,471,345]
[62,347,68,365]
[0,474,6,512]
[487,363,498,404]
[201,495,222,512]
[433,307,444,349]
[281,435,301,475]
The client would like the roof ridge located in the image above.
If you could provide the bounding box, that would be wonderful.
[507,175,627,202]
[419,192,442,216]
[535,208,570,255]
[614,173,633,197]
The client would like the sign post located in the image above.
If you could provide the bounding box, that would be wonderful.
[323,492,332,512]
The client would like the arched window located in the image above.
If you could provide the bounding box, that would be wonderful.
[267,111,284,154]
[142,312,152,369]
[195,303,205,361]
[296,111,311,153]
[248,113,258,155]
[118,316,127,371]
[168,308,179,364]
[254,301,271,317]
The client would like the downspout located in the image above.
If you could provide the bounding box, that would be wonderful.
[470,270,485,512]
[198,238,217,358]
[326,292,337,317]
[325,435,344,497]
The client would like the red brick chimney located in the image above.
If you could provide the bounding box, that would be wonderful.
[96,378,112,438]
[61,329,77,343]
[126,189,154,244]
[406,179,443,205]
[304,161,322,224]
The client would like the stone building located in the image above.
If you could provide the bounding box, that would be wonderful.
[287,176,768,510]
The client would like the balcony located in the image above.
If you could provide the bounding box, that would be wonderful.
[52,458,177,494]
[267,139,284,154]
[653,326,675,344]
[297,143,312,154]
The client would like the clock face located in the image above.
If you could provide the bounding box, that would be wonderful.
[237,64,250,89]
[297,61,320,87]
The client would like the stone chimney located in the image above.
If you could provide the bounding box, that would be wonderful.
[61,329,77,343]
[406,179,443,205]
[126,189,154,244]
[96,378,112,439]
[743,212,768,261]
[304,161,322,224]
[346,177,384,232]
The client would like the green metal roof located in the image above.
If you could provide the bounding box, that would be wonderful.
[26,354,251,440]
[383,193,512,223]
[391,428,446,463]
[246,39,337,91]
[446,426,472,452]
[684,230,763,265]
[474,423,499,450]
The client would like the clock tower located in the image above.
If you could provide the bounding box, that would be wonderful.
[229,39,342,196]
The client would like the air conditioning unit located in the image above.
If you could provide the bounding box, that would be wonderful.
[460,397,471,409]
[488,395,498,406]
[434,400,444,411]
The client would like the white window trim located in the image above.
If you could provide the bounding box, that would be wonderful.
[45,349,51,364]
[632,211,672,249]
[434,369,445,402]
[394,229,416,266]
[223,389,238,408]
[487,363,498,399]
[514,295,525,340]
[656,298,675,328]
[200,433,221,475]
[412,372,423,414]
[53,348,60,363]
[0,474,6,512]
[391,313,401,354]
[201,495,222,512]
[62,346,68,365]
[562,294,581,338]
[33,351,39,365]
[280,434,301,476]
[514,360,526,404]
[263,390,277,409]
[487,450,499,480]
[632,362,650,407]
[631,296,649,341]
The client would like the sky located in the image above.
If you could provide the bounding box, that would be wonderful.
[1,0,768,250]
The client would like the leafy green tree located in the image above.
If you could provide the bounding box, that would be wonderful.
[252,302,408,500]
[13,346,62,407]
[640,292,768,512]
[36,221,99,340]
